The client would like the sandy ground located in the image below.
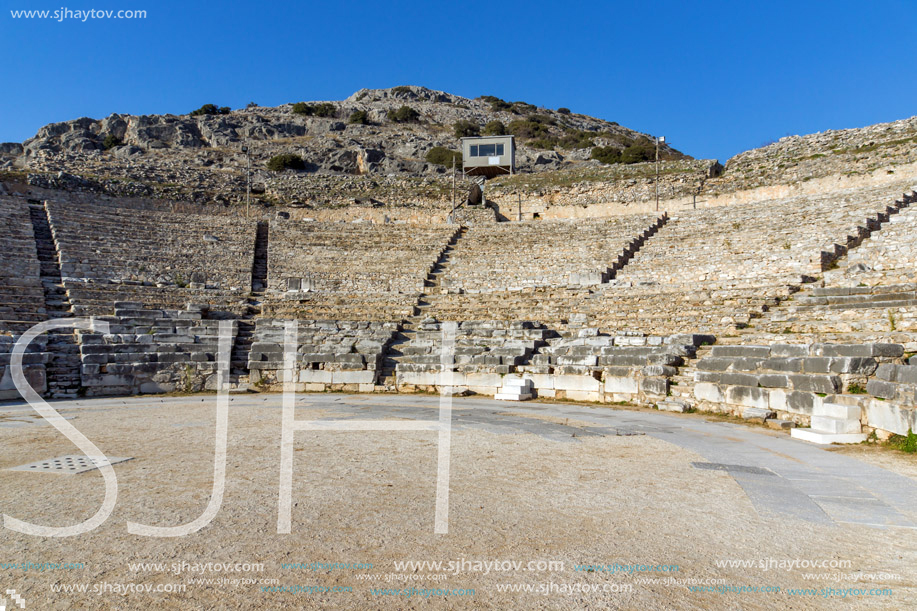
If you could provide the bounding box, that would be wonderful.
[0,395,914,610]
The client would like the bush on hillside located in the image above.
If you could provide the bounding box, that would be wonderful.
[348,110,371,125]
[387,105,420,123]
[266,153,306,172]
[190,104,230,117]
[425,146,462,167]
[453,119,480,138]
[102,134,123,150]
[482,120,506,136]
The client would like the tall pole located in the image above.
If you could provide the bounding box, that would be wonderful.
[246,148,251,218]
[655,137,659,212]
[451,156,456,223]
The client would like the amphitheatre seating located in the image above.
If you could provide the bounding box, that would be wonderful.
[396,320,550,375]
[247,319,397,390]
[757,190,917,343]
[394,318,708,403]
[65,281,254,318]
[395,320,550,394]
[267,220,457,294]
[589,182,913,335]
[264,220,457,322]
[437,215,662,293]
[0,197,46,334]
[0,197,49,397]
[76,302,235,396]
[262,291,420,322]
[45,199,257,314]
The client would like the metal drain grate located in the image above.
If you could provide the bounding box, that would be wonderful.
[8,455,133,475]
[692,462,775,476]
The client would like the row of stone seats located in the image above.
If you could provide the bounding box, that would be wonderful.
[0,197,46,335]
[262,292,421,323]
[518,330,709,403]
[839,189,917,286]
[750,189,917,343]
[247,319,397,391]
[692,342,903,420]
[267,220,458,295]
[64,280,253,318]
[421,284,791,335]
[0,334,50,399]
[395,319,551,376]
[614,182,910,290]
[437,215,661,292]
[45,199,257,291]
[581,182,912,336]
[75,302,235,396]
[868,361,917,404]
[393,318,709,404]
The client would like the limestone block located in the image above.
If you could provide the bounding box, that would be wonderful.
[604,376,638,394]
[725,385,769,409]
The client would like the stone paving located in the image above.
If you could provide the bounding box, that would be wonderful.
[4,393,914,531]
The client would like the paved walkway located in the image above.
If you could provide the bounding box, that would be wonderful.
[3,393,916,531]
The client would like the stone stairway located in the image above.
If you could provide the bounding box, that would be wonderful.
[226,221,271,389]
[377,226,467,387]
[251,221,269,292]
[791,402,866,444]
[669,344,713,405]
[28,204,81,399]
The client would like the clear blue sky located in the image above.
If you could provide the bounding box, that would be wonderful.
[2,0,915,161]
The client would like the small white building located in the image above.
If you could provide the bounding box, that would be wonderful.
[461,135,515,179]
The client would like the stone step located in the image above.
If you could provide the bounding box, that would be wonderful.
[790,428,867,445]
[810,415,862,434]
[815,402,861,420]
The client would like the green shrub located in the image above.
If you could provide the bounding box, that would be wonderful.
[847,383,867,394]
[425,146,462,167]
[507,119,551,140]
[312,102,336,117]
[292,102,313,115]
[620,142,655,164]
[888,428,917,453]
[246,102,258,108]
[528,138,556,150]
[387,105,420,123]
[348,110,370,125]
[591,146,622,164]
[295,102,336,117]
[392,86,414,95]
[190,104,230,117]
[478,95,512,112]
[556,130,595,149]
[266,153,306,172]
[453,119,479,138]
[482,120,506,136]
[511,101,537,114]
[557,107,571,114]
[102,134,123,150]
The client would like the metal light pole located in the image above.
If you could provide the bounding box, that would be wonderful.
[450,156,456,223]
[655,136,665,212]
[242,144,251,218]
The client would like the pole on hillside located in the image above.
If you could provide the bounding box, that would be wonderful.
[451,156,456,223]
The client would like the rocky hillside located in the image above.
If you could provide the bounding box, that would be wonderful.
[0,86,685,207]
[710,115,917,195]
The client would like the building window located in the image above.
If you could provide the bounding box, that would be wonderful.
[496,144,504,155]
[470,145,478,156]
[478,143,496,156]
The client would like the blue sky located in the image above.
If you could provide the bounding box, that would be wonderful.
[2,0,915,161]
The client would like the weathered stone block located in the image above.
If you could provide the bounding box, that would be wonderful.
[604,376,638,394]
[725,385,769,409]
